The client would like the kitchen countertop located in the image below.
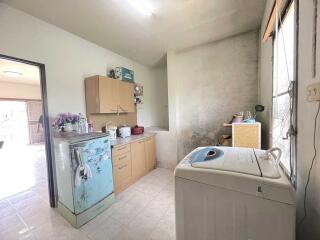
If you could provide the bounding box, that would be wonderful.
[145,126,169,132]
[110,132,156,147]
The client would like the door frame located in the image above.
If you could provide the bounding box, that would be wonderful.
[0,54,56,207]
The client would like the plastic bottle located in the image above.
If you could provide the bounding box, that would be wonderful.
[78,113,88,133]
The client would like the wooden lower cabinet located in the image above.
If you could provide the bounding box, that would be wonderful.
[113,158,132,193]
[112,144,131,157]
[112,135,156,193]
[145,137,156,171]
[131,140,146,181]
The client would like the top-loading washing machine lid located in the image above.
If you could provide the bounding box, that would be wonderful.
[190,147,262,177]
[176,146,294,204]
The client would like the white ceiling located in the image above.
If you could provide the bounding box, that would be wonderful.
[0,58,40,85]
[1,0,266,66]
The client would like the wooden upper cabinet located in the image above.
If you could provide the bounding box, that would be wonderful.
[85,76,135,114]
[99,76,118,113]
[118,81,135,113]
[85,76,100,114]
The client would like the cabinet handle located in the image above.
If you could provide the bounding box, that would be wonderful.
[118,155,127,161]
[118,164,127,170]
[117,146,127,151]
[118,105,128,113]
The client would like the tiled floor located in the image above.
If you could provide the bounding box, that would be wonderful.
[0,144,48,200]
[82,169,175,240]
[0,144,176,240]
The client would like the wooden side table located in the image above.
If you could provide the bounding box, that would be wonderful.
[232,122,261,149]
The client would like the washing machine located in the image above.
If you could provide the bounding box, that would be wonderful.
[174,146,295,240]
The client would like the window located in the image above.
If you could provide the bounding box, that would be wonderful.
[272,1,296,183]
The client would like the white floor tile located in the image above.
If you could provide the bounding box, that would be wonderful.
[110,201,143,225]
[82,217,124,240]
[0,228,36,240]
[0,214,26,233]
[111,227,150,240]
[150,207,176,240]
[0,143,175,240]
[32,220,85,240]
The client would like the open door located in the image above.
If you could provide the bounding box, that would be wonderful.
[0,54,55,207]
[26,100,44,144]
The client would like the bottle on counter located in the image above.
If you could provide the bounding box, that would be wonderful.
[78,113,89,133]
[88,122,93,133]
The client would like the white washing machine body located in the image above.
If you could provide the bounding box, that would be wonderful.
[174,146,296,240]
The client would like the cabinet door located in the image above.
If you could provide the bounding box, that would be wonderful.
[85,76,100,114]
[131,140,146,181]
[145,137,156,171]
[99,77,118,113]
[118,81,135,113]
[113,157,132,193]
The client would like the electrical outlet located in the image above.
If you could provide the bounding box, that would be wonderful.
[307,82,320,102]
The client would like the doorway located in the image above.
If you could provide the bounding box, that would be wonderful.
[0,54,54,207]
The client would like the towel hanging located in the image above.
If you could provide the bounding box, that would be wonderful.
[74,147,93,186]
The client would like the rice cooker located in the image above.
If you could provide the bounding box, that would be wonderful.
[118,126,131,138]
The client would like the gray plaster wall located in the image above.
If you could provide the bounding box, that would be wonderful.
[259,1,320,239]
[151,64,169,129]
[136,64,169,129]
[257,0,274,150]
[168,31,259,160]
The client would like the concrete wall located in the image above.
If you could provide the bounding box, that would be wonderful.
[152,64,169,129]
[257,0,274,149]
[168,31,259,160]
[0,82,41,100]
[135,65,155,127]
[0,3,157,125]
[151,52,180,169]
[137,63,170,169]
[136,63,169,129]
[259,1,320,239]
[144,60,175,169]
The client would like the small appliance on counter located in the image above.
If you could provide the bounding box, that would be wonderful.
[131,125,144,135]
[118,125,131,138]
[53,132,115,228]
[105,122,117,140]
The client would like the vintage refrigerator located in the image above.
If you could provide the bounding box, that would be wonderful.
[54,132,115,228]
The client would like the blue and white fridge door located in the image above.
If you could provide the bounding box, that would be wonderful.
[71,136,114,214]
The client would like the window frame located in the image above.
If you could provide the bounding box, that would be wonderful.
[271,0,298,187]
